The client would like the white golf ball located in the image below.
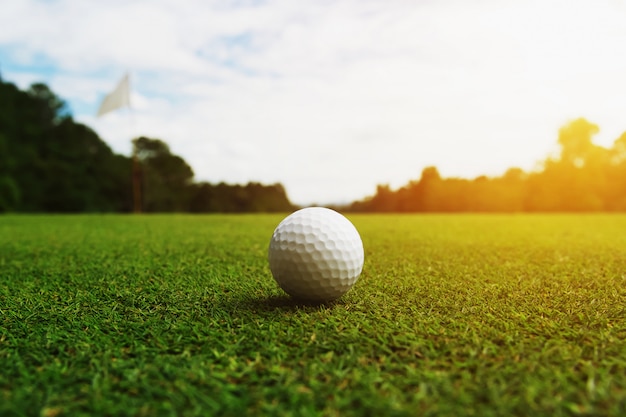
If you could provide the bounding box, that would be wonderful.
[268,207,364,302]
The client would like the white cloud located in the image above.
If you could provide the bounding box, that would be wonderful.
[2,0,626,204]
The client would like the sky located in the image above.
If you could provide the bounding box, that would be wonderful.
[1,0,626,205]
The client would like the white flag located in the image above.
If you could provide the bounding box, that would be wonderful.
[97,73,130,117]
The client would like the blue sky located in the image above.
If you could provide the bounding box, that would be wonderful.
[2,0,626,205]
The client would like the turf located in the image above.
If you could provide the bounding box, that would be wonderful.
[1,214,625,416]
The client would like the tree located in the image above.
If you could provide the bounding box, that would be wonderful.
[0,79,133,212]
[188,181,294,213]
[558,118,600,167]
[133,136,194,212]
[419,166,443,212]
[606,132,626,210]
[555,118,607,210]
[27,83,70,126]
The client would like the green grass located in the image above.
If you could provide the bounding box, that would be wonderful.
[1,214,625,416]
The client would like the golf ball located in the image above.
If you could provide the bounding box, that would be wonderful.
[268,207,364,302]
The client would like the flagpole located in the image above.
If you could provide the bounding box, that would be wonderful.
[128,72,142,214]
[96,72,141,213]
[132,140,142,214]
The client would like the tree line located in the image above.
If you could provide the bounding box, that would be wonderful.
[347,118,626,212]
[0,76,295,213]
[3,74,626,214]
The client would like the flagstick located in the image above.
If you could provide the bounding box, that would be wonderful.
[97,72,140,213]
[132,140,142,214]
[128,73,142,214]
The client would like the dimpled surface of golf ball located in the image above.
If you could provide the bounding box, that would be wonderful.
[268,207,364,302]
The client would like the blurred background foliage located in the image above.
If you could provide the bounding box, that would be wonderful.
[349,118,626,212]
[2,75,626,213]
[0,77,295,213]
